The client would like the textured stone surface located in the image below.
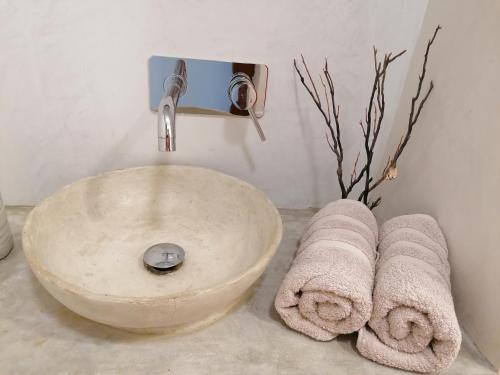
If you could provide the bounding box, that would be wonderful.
[0,207,495,374]
[22,166,282,332]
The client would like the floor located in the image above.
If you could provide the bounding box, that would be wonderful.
[0,207,495,375]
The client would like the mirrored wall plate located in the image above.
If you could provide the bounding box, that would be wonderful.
[149,56,268,117]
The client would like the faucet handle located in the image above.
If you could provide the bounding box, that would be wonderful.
[228,74,266,141]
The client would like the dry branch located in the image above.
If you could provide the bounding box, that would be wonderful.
[294,25,441,210]
[365,25,441,208]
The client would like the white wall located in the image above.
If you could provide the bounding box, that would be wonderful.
[375,0,500,369]
[0,0,427,207]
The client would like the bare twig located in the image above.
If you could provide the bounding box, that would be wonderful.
[351,152,360,185]
[319,75,331,123]
[359,48,406,203]
[301,54,321,104]
[358,121,367,137]
[369,197,382,210]
[294,25,440,210]
[365,25,441,201]
[294,57,347,197]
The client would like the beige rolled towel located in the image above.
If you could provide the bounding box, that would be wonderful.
[275,199,377,341]
[357,214,461,373]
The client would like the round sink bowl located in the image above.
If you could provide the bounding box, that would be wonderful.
[23,166,282,334]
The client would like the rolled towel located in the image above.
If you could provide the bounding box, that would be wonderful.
[275,199,377,341]
[357,214,461,373]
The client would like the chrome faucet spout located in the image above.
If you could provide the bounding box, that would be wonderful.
[158,60,187,152]
[157,95,177,152]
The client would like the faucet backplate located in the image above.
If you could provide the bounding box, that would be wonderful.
[148,56,268,118]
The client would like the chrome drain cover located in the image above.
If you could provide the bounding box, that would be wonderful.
[143,243,185,275]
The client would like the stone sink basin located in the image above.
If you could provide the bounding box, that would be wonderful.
[22,166,282,334]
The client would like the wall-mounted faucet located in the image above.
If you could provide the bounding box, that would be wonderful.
[149,56,268,152]
[157,60,187,152]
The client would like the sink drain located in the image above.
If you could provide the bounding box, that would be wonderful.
[143,243,185,275]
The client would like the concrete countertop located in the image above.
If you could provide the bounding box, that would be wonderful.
[0,207,495,374]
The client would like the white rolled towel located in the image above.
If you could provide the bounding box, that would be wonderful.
[275,199,377,341]
[357,214,461,373]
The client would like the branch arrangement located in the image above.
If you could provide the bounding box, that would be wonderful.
[294,25,441,209]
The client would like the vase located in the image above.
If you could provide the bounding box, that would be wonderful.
[0,193,13,259]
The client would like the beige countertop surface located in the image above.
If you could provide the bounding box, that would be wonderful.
[0,207,495,375]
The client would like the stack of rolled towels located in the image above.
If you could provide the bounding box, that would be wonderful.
[275,199,461,373]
